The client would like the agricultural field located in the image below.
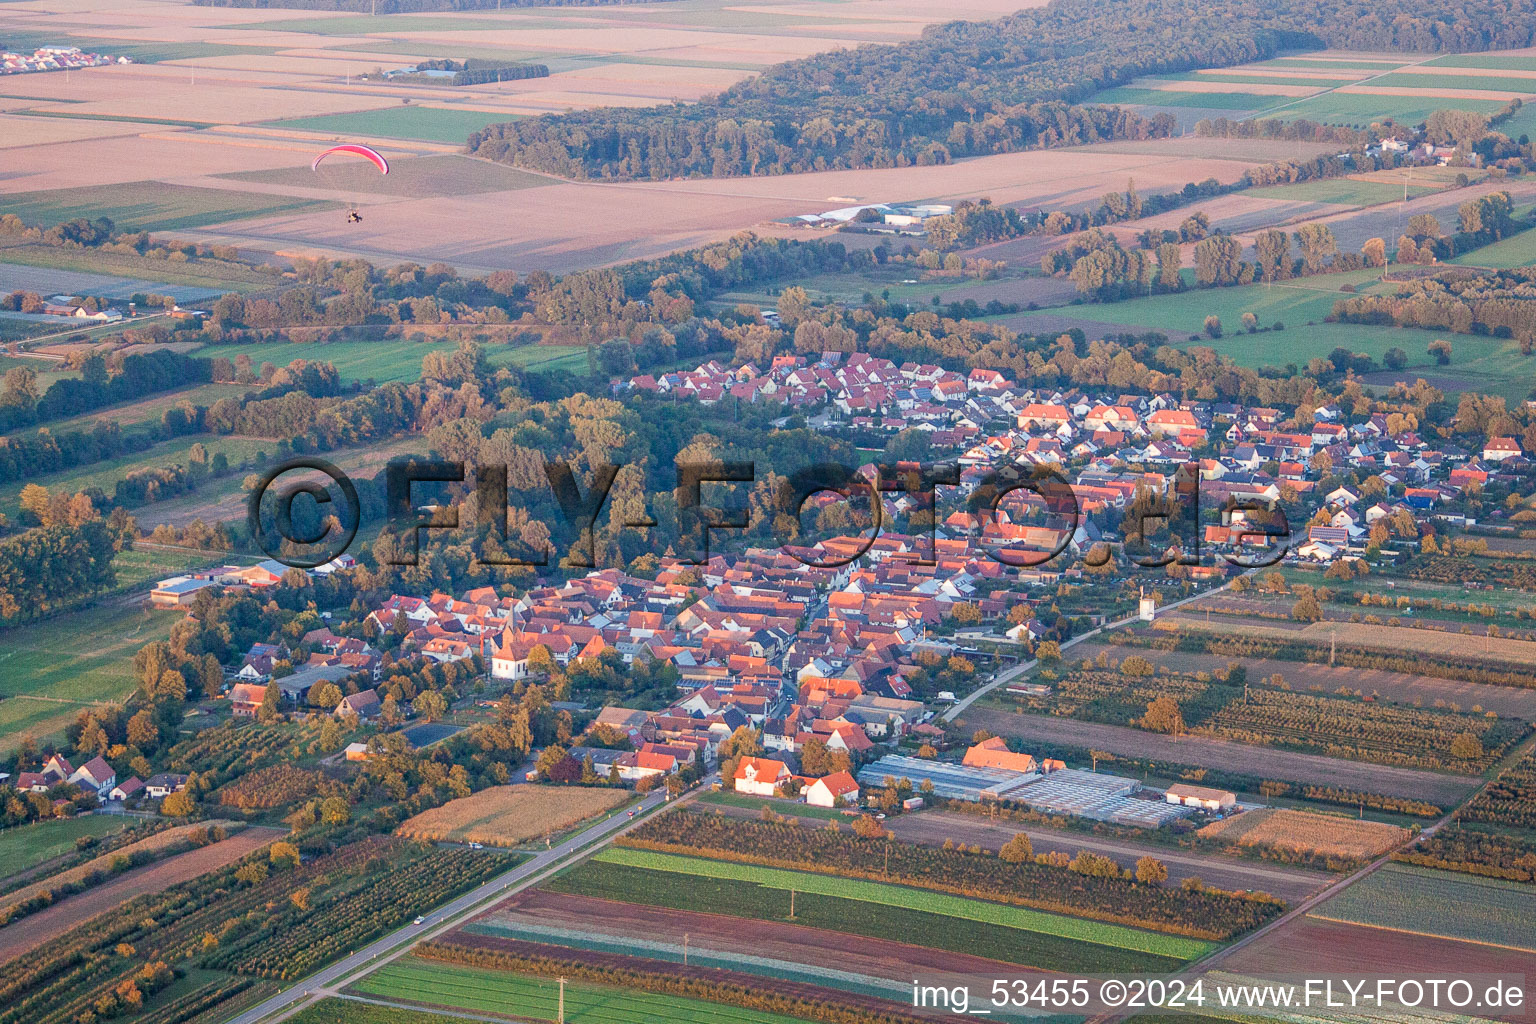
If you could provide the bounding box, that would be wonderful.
[353,956,821,1024]
[1312,863,1536,950]
[0,435,269,520]
[0,598,182,750]
[396,784,630,848]
[1197,808,1408,861]
[1217,913,1536,995]
[885,809,1334,902]
[0,824,283,964]
[193,338,585,384]
[1024,667,1522,772]
[1245,177,1436,206]
[1065,639,1536,719]
[544,857,1184,973]
[563,846,1212,961]
[218,154,555,198]
[1158,613,1536,668]
[0,182,334,233]
[959,710,1482,808]
[262,107,528,146]
[465,887,1046,1002]
[289,1000,459,1024]
[0,819,245,916]
[0,815,127,879]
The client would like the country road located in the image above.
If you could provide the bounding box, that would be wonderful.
[229,779,709,1024]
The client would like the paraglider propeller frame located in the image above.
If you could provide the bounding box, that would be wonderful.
[311,144,388,226]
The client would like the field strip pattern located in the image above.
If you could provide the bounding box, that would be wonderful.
[462,920,914,1001]
[354,958,821,1024]
[590,847,1213,958]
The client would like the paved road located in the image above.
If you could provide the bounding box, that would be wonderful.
[227,781,703,1024]
[942,581,1234,724]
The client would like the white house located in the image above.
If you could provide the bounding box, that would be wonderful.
[1164,783,1236,811]
[805,770,860,808]
[733,756,791,796]
[68,756,116,798]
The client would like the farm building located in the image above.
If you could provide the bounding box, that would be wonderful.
[961,736,1038,774]
[150,576,219,608]
[856,754,1039,802]
[1165,783,1237,811]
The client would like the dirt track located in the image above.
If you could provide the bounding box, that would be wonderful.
[958,710,1481,807]
[0,825,283,965]
[887,810,1333,903]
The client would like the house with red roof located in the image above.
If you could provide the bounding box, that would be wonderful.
[733,756,791,796]
[804,770,861,808]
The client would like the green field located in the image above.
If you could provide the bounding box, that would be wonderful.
[1451,224,1536,268]
[1428,55,1536,72]
[1371,72,1536,94]
[0,435,270,519]
[355,959,818,1024]
[1498,103,1536,141]
[219,154,553,198]
[263,106,518,144]
[0,600,179,748]
[0,182,333,233]
[1312,863,1536,950]
[1257,91,1510,125]
[0,815,127,877]
[1247,178,1433,206]
[1093,87,1266,110]
[198,339,584,383]
[592,847,1210,958]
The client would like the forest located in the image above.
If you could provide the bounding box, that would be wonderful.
[468,0,1536,180]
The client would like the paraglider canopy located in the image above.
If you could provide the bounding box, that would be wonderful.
[311,144,388,175]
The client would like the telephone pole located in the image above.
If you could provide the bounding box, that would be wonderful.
[557,977,566,1024]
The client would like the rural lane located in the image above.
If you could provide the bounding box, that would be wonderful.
[229,779,709,1024]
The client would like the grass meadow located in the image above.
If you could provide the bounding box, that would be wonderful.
[0,816,127,878]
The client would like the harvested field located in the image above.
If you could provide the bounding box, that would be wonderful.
[464,888,1045,995]
[1312,864,1536,951]
[1197,808,1407,861]
[1216,913,1536,1008]
[397,784,628,847]
[184,139,1286,273]
[0,825,283,965]
[1067,640,1536,719]
[959,710,1481,807]
[885,809,1333,901]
